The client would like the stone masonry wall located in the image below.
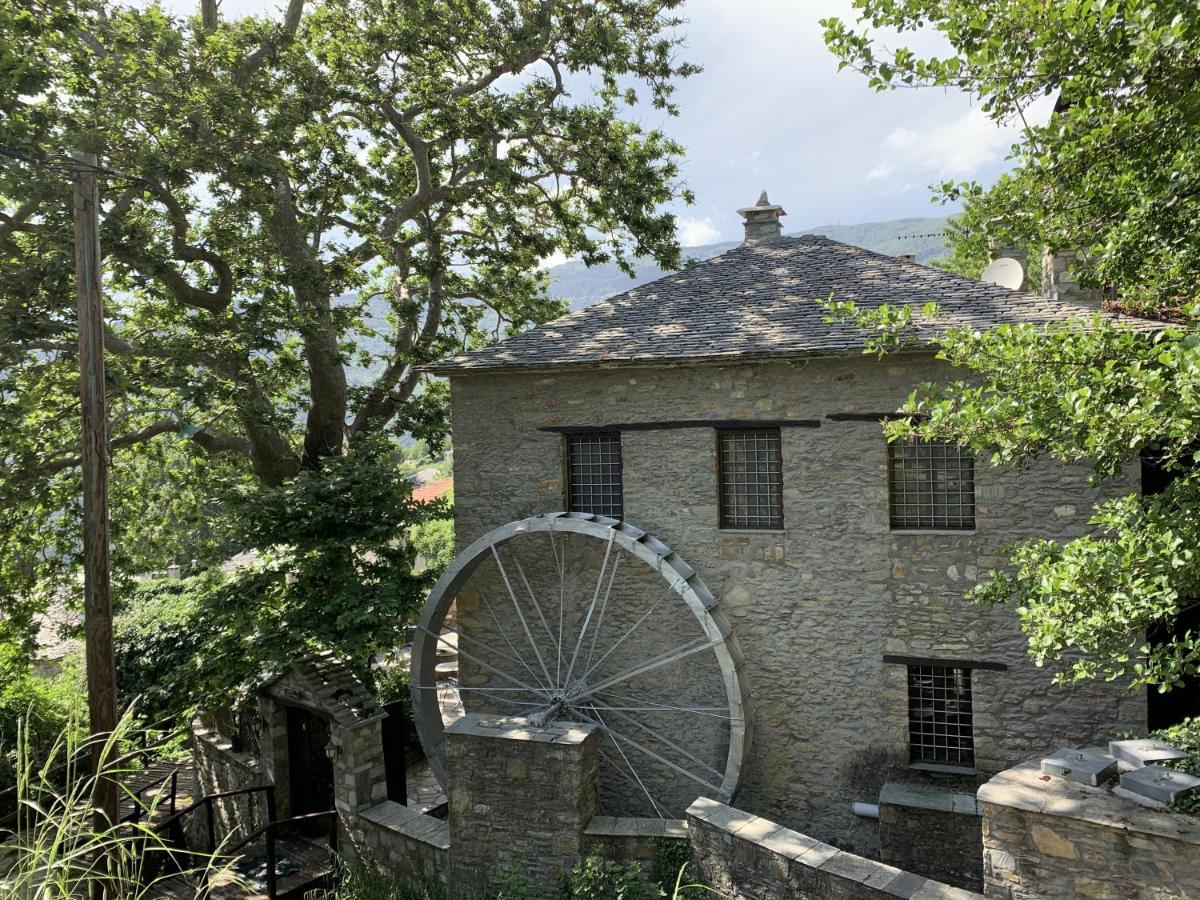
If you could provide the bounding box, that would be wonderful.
[449,355,1146,854]
[878,783,982,892]
[687,796,984,899]
[978,759,1200,899]
[191,723,271,847]
[446,715,600,897]
[349,800,449,889]
[581,816,689,884]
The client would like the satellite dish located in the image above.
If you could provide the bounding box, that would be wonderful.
[981,256,1025,291]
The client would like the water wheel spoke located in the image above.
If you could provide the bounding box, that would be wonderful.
[478,592,551,692]
[583,554,622,678]
[582,706,668,819]
[575,636,720,701]
[576,582,680,686]
[573,705,724,798]
[418,625,548,698]
[563,529,616,688]
[589,698,724,781]
[490,546,556,690]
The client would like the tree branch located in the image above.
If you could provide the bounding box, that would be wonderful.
[238,0,305,81]
[40,418,251,475]
[0,199,40,240]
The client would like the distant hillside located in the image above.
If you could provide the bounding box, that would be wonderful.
[548,215,951,311]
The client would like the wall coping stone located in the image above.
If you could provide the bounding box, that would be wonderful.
[191,722,266,777]
[977,758,1200,846]
[360,800,451,850]
[584,816,688,839]
[881,782,981,817]
[686,798,984,900]
[446,713,596,745]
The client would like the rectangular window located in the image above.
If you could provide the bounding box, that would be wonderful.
[907,664,975,768]
[718,429,783,530]
[888,440,975,530]
[566,432,623,518]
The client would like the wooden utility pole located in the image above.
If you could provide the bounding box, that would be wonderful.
[72,151,120,839]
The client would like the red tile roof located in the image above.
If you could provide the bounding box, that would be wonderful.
[412,475,453,504]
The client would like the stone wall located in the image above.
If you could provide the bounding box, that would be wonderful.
[878,783,982,892]
[687,796,984,899]
[978,759,1200,899]
[449,355,1146,853]
[191,722,271,847]
[581,816,688,884]
[350,800,449,889]
[445,715,600,897]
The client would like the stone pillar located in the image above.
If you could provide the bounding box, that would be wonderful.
[736,191,787,241]
[1041,248,1101,305]
[446,714,600,897]
[335,719,389,818]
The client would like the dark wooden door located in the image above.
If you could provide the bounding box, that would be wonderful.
[286,706,335,830]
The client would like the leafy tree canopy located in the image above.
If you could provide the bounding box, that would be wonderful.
[0,0,695,688]
[823,1,1200,692]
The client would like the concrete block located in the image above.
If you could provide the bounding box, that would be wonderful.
[1108,739,1188,770]
[1040,748,1118,786]
[1119,765,1200,805]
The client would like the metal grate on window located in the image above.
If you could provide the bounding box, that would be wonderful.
[907,664,975,767]
[566,432,623,518]
[889,440,975,530]
[718,429,783,530]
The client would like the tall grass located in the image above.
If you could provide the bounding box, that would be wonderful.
[1,709,233,899]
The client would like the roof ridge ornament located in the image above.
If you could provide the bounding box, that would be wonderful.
[737,190,786,242]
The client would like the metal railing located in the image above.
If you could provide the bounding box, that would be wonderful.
[152,784,337,899]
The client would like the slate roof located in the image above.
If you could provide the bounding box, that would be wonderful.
[428,235,1159,374]
[260,651,384,728]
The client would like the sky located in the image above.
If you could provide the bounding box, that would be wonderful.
[161,0,1041,247]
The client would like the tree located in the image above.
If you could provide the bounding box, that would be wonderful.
[0,0,696,687]
[822,1,1200,692]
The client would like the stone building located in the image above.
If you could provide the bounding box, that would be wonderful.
[424,194,1158,858]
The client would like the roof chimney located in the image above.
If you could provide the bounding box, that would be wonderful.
[737,191,786,241]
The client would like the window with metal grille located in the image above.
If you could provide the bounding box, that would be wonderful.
[718,429,783,530]
[566,432,623,518]
[907,664,975,767]
[888,439,975,530]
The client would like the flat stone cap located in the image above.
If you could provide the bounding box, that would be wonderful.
[880,782,980,816]
[447,713,596,744]
[978,758,1200,845]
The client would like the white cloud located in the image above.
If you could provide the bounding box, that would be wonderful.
[677,216,722,247]
[868,100,1055,183]
[537,249,571,270]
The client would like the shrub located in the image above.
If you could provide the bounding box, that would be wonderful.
[112,574,215,723]
[561,857,654,900]
[0,656,85,809]
[410,517,455,578]
[1151,717,1200,815]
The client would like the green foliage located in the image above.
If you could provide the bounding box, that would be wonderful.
[821,0,1200,690]
[0,0,696,664]
[307,863,448,900]
[824,296,1200,690]
[1150,717,1200,814]
[411,516,456,578]
[561,857,655,900]
[112,575,212,722]
[823,0,1200,312]
[653,839,691,890]
[0,657,85,804]
[2,710,237,896]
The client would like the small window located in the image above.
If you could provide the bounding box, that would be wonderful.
[718,429,783,530]
[888,439,975,530]
[566,432,623,518]
[907,664,975,768]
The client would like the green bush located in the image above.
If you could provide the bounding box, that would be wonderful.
[561,857,654,900]
[410,517,455,577]
[112,574,215,723]
[0,655,85,806]
[1151,717,1200,815]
